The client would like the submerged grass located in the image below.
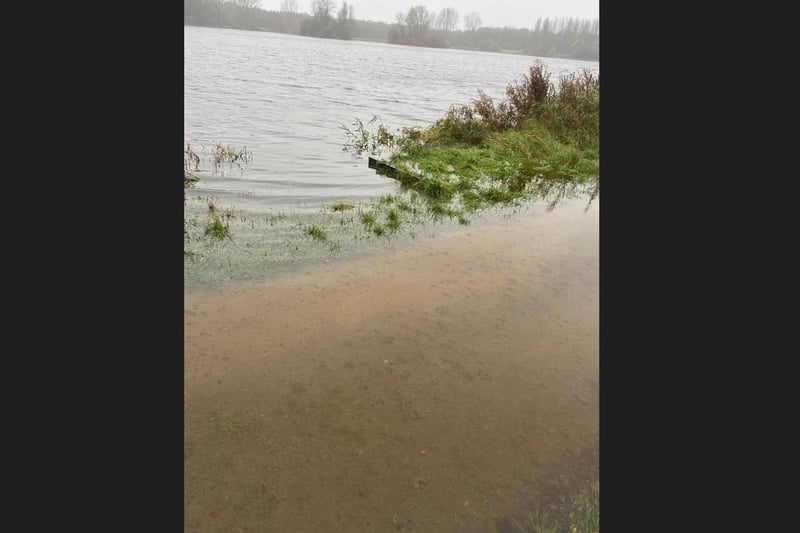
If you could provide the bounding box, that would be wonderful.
[184,141,253,257]
[359,211,377,227]
[211,411,256,435]
[304,224,328,242]
[330,201,355,212]
[509,479,599,533]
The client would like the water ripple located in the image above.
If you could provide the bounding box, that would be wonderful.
[185,26,598,214]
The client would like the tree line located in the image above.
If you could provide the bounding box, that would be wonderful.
[184,1,598,61]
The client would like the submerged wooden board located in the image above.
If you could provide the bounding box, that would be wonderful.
[367,156,419,184]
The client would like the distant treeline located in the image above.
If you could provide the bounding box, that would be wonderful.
[184,1,599,61]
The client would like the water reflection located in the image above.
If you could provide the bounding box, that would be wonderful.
[527,175,599,213]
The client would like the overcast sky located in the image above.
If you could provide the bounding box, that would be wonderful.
[265,1,599,30]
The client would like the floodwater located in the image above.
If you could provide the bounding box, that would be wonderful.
[185,24,599,532]
[184,199,598,532]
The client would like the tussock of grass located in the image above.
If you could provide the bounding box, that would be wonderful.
[330,202,355,212]
[385,209,401,232]
[359,212,377,226]
[304,224,327,242]
[204,215,229,240]
[202,201,235,241]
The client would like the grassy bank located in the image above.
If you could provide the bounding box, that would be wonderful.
[341,60,599,233]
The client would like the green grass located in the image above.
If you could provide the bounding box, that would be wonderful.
[359,211,377,227]
[511,510,561,533]
[184,142,249,256]
[212,411,256,435]
[509,480,599,533]
[202,201,235,242]
[204,215,229,240]
[304,224,328,242]
[335,63,598,230]
[386,209,401,232]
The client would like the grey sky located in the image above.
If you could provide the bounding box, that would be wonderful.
[265,1,599,30]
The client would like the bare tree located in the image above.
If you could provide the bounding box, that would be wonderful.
[405,5,432,36]
[336,1,354,22]
[336,1,355,38]
[310,0,335,19]
[337,0,348,20]
[463,11,482,32]
[279,0,298,12]
[434,7,459,32]
[233,0,259,28]
[210,0,226,25]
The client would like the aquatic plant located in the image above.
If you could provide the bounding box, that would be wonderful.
[210,143,252,173]
[508,479,599,533]
[304,224,327,242]
[203,200,235,241]
[184,141,251,257]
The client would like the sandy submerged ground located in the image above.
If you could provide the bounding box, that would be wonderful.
[184,199,599,532]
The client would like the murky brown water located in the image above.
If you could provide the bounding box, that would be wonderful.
[184,200,598,532]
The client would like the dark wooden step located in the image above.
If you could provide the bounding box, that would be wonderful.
[367,157,419,185]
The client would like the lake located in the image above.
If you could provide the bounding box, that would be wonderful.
[184,25,598,214]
